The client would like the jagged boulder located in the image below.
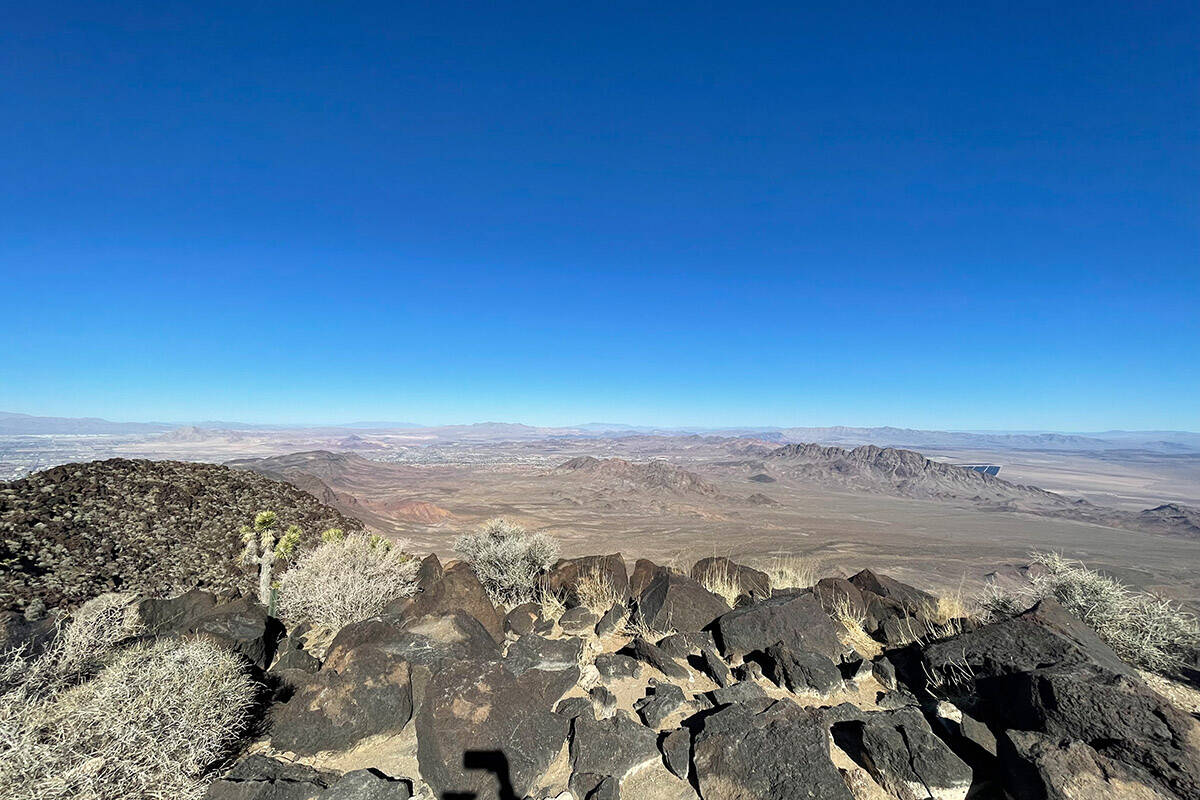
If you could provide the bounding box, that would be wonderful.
[1000,730,1174,800]
[594,652,642,680]
[559,605,600,634]
[205,755,335,799]
[571,711,660,783]
[849,569,936,616]
[635,679,688,728]
[919,599,1200,800]
[660,728,692,781]
[828,706,972,800]
[637,571,730,633]
[757,643,842,695]
[269,637,414,755]
[382,561,502,642]
[691,700,853,799]
[413,658,579,799]
[188,596,283,669]
[710,592,845,661]
[595,603,626,637]
[621,636,691,681]
[629,559,672,599]
[690,557,770,602]
[504,602,541,636]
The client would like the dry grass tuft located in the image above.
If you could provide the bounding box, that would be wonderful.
[276,532,420,630]
[829,593,881,659]
[762,554,820,591]
[697,560,745,607]
[536,587,568,623]
[574,566,624,616]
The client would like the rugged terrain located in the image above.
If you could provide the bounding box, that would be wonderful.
[0,458,361,611]
[6,551,1198,800]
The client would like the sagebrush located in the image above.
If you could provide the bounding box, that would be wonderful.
[276,531,420,630]
[454,518,559,606]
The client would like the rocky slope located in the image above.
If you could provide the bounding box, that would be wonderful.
[556,456,720,496]
[0,458,362,612]
[8,553,1196,800]
[766,443,1200,538]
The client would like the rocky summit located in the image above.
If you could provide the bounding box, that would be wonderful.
[0,458,362,611]
[7,547,1198,800]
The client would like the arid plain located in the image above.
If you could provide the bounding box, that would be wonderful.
[6,421,1196,606]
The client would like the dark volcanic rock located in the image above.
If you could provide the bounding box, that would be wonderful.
[711,592,845,662]
[382,561,502,642]
[271,634,320,674]
[635,679,688,727]
[0,458,361,612]
[920,599,1200,799]
[571,711,660,780]
[829,706,972,800]
[503,602,540,636]
[699,647,733,688]
[322,769,413,800]
[594,602,625,637]
[629,558,672,599]
[270,636,414,755]
[594,652,642,680]
[505,633,583,675]
[849,569,936,616]
[691,700,853,799]
[621,636,692,682]
[414,658,578,799]
[759,643,842,695]
[190,596,284,669]
[637,571,730,633]
[558,605,600,634]
[205,755,336,800]
[710,680,768,706]
[660,727,692,781]
[1000,729,1169,800]
[133,588,219,634]
[691,557,771,602]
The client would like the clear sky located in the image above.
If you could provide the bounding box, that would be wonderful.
[2,2,1197,430]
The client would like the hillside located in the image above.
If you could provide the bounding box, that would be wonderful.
[556,456,720,496]
[0,458,362,612]
[765,443,1200,538]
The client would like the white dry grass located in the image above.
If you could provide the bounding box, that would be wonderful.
[276,532,421,630]
[828,593,882,659]
[0,599,258,800]
[454,518,560,606]
[979,551,1200,675]
[574,565,624,616]
[696,560,744,607]
[762,554,820,591]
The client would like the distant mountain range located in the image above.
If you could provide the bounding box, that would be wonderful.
[2,411,1197,453]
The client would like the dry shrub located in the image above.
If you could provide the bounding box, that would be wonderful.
[762,554,820,591]
[0,618,257,800]
[537,588,567,622]
[575,565,624,616]
[1029,551,1200,674]
[454,518,559,606]
[276,532,420,630]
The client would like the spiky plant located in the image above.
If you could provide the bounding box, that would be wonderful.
[238,512,302,606]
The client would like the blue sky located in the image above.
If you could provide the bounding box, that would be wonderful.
[2,2,1197,430]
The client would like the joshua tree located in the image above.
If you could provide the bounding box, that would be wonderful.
[239,511,302,607]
